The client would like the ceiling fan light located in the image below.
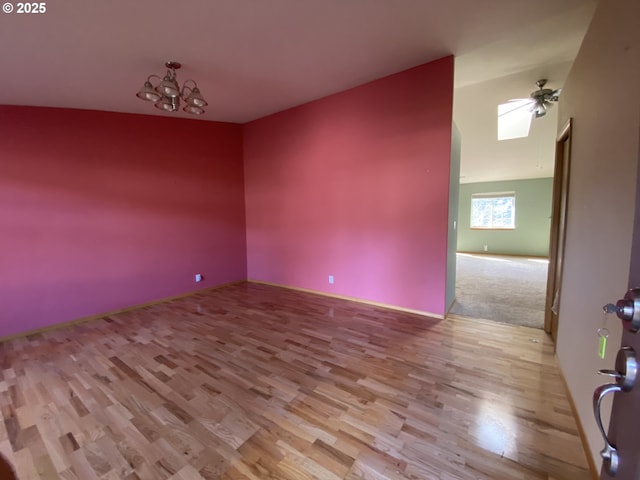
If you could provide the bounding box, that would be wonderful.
[136,81,161,102]
[183,104,205,115]
[534,103,547,118]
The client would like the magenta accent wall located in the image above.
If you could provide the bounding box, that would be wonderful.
[243,57,454,315]
[0,106,247,337]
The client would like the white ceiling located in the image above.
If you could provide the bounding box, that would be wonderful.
[454,3,596,184]
[454,61,573,184]
[0,0,596,181]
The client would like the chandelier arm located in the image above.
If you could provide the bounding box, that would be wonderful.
[139,62,205,115]
[180,79,198,98]
[146,74,162,84]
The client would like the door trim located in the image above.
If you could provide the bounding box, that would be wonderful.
[545,118,573,340]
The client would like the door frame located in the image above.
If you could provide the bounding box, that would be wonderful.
[545,118,572,341]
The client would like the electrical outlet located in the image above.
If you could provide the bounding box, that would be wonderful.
[328,275,334,284]
[195,273,203,282]
[483,245,488,252]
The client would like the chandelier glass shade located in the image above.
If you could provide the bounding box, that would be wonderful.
[136,61,208,115]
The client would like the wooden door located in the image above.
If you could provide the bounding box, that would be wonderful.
[599,129,640,480]
[545,119,572,342]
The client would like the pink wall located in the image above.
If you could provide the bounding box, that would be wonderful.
[1,57,454,336]
[0,106,246,337]
[243,57,454,314]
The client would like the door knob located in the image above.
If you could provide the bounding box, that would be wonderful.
[593,347,637,477]
[614,288,640,332]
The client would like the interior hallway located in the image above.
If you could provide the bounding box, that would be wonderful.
[0,283,588,479]
[450,253,549,329]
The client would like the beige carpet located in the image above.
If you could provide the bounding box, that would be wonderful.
[449,253,548,329]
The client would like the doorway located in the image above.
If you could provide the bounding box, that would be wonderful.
[450,69,569,330]
[544,118,572,342]
[450,175,555,328]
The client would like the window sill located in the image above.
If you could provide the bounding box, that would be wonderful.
[470,227,515,230]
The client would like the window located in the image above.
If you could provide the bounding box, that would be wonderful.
[471,192,515,229]
[497,100,533,140]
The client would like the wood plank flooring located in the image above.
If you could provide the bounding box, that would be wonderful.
[0,283,590,479]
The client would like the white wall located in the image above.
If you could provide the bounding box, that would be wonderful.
[556,0,640,469]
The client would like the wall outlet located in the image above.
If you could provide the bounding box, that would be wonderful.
[195,273,203,282]
[328,275,334,284]
[483,245,488,252]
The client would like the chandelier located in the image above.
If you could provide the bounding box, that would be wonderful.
[136,61,208,115]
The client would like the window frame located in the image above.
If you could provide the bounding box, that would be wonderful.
[470,192,516,230]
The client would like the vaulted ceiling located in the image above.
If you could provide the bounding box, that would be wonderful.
[1,0,596,181]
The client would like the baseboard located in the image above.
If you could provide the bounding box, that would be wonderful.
[248,279,444,319]
[456,251,549,260]
[446,297,456,316]
[3,279,443,344]
[555,353,599,480]
[0,280,244,344]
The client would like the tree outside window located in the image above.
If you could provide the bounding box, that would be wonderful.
[471,193,515,229]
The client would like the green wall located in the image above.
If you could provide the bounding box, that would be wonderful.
[457,178,553,257]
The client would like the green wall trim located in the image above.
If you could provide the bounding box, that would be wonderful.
[457,178,553,257]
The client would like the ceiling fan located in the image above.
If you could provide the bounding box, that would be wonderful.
[497,79,562,140]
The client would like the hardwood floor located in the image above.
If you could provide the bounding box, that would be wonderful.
[0,283,590,479]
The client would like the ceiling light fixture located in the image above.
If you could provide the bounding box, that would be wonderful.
[497,79,561,141]
[136,61,208,115]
